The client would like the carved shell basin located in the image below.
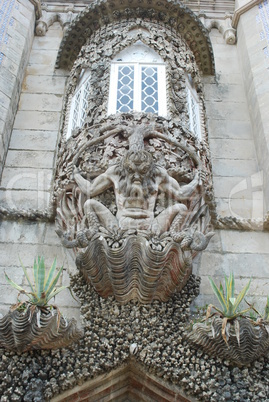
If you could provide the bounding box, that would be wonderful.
[186,318,269,367]
[0,308,83,353]
[76,234,192,304]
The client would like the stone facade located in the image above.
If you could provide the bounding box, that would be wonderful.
[0,0,269,400]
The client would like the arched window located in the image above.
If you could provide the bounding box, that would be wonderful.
[108,42,167,116]
[67,69,91,139]
[186,74,201,139]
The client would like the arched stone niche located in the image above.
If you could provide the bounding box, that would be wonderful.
[56,0,215,76]
[61,18,208,135]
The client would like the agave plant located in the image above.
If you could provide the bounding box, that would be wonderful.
[5,256,69,326]
[247,295,269,326]
[205,273,252,344]
[186,274,269,366]
[1,257,83,352]
[5,256,67,306]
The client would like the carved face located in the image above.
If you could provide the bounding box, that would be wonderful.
[123,151,153,184]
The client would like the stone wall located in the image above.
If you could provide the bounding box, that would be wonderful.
[236,1,269,214]
[0,21,67,211]
[203,27,261,221]
[0,21,80,322]
[196,25,269,309]
[0,0,35,178]
[0,0,268,321]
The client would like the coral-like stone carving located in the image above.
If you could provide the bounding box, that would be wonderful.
[0,309,83,353]
[56,116,213,303]
[56,0,215,74]
[186,318,269,367]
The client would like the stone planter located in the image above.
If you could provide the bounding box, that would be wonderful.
[185,317,269,366]
[0,307,83,353]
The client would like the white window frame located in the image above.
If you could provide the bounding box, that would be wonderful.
[108,62,167,117]
[186,76,201,140]
[67,70,91,139]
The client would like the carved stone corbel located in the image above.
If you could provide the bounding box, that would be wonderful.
[203,14,236,45]
[35,20,48,36]
[222,14,237,45]
[35,10,49,36]
[35,9,75,36]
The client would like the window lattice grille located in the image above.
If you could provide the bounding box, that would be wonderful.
[141,66,158,113]
[109,63,166,116]
[67,73,91,138]
[187,86,201,139]
[117,65,134,113]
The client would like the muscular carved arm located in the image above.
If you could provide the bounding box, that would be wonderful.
[159,169,200,201]
[73,166,114,198]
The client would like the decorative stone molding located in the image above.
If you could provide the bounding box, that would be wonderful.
[35,9,76,36]
[0,206,55,222]
[232,0,260,29]
[215,215,264,231]
[204,14,237,45]
[29,0,42,20]
[56,0,215,75]
[264,211,269,231]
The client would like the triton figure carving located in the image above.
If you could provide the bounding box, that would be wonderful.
[56,121,213,303]
[73,148,202,236]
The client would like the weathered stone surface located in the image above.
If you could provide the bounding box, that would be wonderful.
[220,230,269,254]
[9,130,58,151]
[0,189,51,210]
[19,93,63,112]
[211,158,259,177]
[0,220,46,244]
[0,0,35,178]
[4,150,55,169]
[1,168,52,191]
[21,75,66,94]
[13,111,61,131]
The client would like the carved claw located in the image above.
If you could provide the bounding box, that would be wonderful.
[189,231,214,251]
[55,229,79,248]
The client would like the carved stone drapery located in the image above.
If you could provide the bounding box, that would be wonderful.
[55,115,214,304]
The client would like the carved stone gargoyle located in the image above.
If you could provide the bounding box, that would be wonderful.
[56,118,213,304]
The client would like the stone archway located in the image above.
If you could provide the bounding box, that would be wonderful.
[51,361,197,402]
[56,0,215,75]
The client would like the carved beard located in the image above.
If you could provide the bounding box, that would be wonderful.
[118,168,157,198]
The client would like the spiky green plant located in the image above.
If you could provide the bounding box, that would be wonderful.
[205,273,252,344]
[247,295,269,323]
[5,256,67,308]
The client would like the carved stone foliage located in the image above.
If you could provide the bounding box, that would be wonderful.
[56,0,215,75]
[55,114,214,304]
[61,18,205,135]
